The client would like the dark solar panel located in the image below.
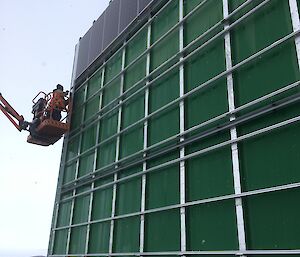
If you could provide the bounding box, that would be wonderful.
[75,28,92,78]
[76,0,156,79]
[88,13,105,65]
[138,0,152,13]
[119,0,138,33]
[102,0,121,50]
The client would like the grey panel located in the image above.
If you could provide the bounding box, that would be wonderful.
[138,0,152,13]
[103,0,121,50]
[76,28,92,78]
[119,0,138,33]
[88,13,105,65]
[75,0,158,80]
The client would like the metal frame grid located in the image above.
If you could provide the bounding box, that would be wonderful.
[62,0,285,171]
[48,0,300,256]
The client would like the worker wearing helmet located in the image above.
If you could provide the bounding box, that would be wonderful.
[46,84,69,121]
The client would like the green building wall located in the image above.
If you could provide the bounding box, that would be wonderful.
[48,0,300,256]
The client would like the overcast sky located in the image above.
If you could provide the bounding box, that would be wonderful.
[0,1,110,256]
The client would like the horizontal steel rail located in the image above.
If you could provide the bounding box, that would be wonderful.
[59,112,300,204]
[68,0,270,140]
[64,25,297,172]
[50,249,300,257]
[54,181,300,232]
[61,80,300,191]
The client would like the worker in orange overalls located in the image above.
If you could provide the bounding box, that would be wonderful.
[46,84,69,121]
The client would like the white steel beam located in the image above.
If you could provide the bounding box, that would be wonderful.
[108,44,126,256]
[222,0,247,255]
[179,0,187,255]
[49,248,300,257]
[289,0,300,69]
[84,67,106,255]
[139,17,152,255]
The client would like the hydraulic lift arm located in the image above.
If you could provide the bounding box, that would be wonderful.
[0,93,29,131]
[0,87,70,146]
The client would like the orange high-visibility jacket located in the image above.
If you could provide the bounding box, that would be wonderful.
[48,90,67,111]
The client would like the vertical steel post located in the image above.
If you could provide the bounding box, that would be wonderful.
[139,17,152,255]
[66,80,88,255]
[222,0,247,255]
[84,67,106,255]
[289,0,300,69]
[108,44,126,256]
[179,0,187,255]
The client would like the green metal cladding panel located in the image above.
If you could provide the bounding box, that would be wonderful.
[49,0,300,256]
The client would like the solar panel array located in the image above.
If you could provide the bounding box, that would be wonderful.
[75,0,153,79]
